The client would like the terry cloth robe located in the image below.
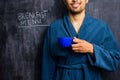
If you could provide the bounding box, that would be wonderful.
[42,13,120,80]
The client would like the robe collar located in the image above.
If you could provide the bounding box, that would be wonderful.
[63,12,92,38]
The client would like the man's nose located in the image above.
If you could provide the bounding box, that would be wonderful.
[72,0,78,2]
[73,0,78,1]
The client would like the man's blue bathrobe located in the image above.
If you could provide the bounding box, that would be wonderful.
[42,13,120,80]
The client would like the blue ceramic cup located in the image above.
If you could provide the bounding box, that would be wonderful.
[58,37,73,47]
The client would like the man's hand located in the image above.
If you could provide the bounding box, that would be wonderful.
[72,37,94,57]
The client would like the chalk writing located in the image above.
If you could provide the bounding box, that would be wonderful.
[17,10,48,27]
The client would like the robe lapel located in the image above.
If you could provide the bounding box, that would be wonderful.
[63,14,77,37]
[77,13,90,39]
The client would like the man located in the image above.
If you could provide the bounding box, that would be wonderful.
[42,0,120,80]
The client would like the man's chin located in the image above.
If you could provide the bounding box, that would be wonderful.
[69,10,83,15]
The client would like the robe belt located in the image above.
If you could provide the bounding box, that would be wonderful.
[57,64,84,69]
[57,64,90,80]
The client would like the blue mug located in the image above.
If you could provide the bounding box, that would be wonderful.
[58,37,73,47]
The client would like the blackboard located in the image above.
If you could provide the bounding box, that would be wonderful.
[0,0,120,80]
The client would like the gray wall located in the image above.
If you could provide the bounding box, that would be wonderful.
[0,0,120,80]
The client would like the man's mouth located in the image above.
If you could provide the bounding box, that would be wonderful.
[71,3,80,8]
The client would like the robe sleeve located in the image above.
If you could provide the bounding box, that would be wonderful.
[42,27,56,80]
[88,24,120,71]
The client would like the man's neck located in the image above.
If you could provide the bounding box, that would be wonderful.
[68,11,85,33]
[68,10,85,24]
